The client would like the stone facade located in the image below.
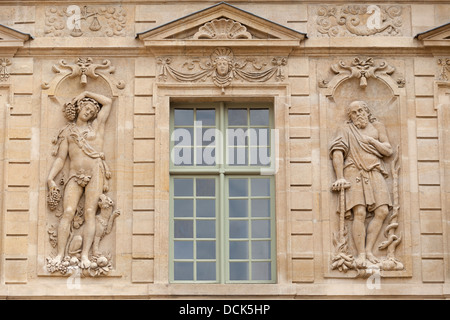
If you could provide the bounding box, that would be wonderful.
[0,0,449,299]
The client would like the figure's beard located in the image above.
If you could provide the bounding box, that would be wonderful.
[353,116,368,129]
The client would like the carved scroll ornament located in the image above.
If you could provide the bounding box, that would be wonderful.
[158,47,287,92]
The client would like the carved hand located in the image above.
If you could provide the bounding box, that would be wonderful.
[332,178,351,192]
[47,179,58,192]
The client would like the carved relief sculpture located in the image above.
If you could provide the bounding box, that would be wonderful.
[315,5,404,37]
[193,18,252,39]
[438,58,450,81]
[0,58,11,81]
[157,47,287,92]
[329,101,403,276]
[44,5,127,37]
[46,91,120,277]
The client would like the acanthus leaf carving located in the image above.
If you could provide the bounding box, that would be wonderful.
[157,47,287,93]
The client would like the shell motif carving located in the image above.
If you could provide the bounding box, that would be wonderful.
[193,18,252,40]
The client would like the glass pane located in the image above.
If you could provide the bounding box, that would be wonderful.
[197,147,215,166]
[229,241,248,260]
[228,109,247,126]
[174,241,193,259]
[174,179,193,197]
[250,109,269,126]
[251,178,271,196]
[197,241,216,259]
[229,179,248,197]
[196,179,215,197]
[173,128,193,147]
[174,109,194,126]
[252,262,271,281]
[249,128,270,146]
[251,199,270,217]
[228,147,248,166]
[174,199,193,217]
[252,240,271,259]
[174,262,193,281]
[229,262,249,280]
[197,262,216,281]
[229,199,248,217]
[249,147,271,166]
[227,128,248,146]
[196,109,215,126]
[229,220,248,239]
[196,220,215,238]
[172,147,193,166]
[251,220,271,238]
[200,128,216,146]
[196,199,215,217]
[174,220,193,238]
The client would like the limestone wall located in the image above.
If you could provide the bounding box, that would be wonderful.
[0,0,448,299]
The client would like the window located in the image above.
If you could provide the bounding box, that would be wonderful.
[169,102,276,283]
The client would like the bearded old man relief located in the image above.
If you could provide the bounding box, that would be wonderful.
[329,100,393,268]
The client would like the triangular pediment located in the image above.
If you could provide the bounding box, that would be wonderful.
[0,24,33,54]
[416,22,450,47]
[137,2,306,48]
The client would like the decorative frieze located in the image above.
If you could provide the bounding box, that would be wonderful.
[44,5,127,37]
[157,47,287,92]
[437,58,450,81]
[313,4,405,37]
[0,58,11,81]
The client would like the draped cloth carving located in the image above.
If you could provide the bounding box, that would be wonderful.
[157,47,287,92]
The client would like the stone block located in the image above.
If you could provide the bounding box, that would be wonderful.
[417,139,439,161]
[133,186,155,211]
[12,94,33,115]
[4,259,27,284]
[132,234,154,259]
[411,5,435,27]
[415,76,434,97]
[134,114,155,139]
[291,234,314,258]
[421,235,443,258]
[420,210,443,234]
[133,139,155,162]
[7,162,31,187]
[418,162,440,185]
[288,56,309,77]
[8,115,32,139]
[134,96,153,114]
[415,98,436,117]
[10,57,33,75]
[134,78,153,96]
[5,191,29,211]
[135,57,156,77]
[419,185,441,209]
[133,162,155,187]
[7,139,31,161]
[5,235,28,256]
[414,57,436,76]
[421,259,444,283]
[11,75,33,94]
[290,187,313,210]
[132,259,154,283]
[290,162,312,186]
[133,211,154,235]
[292,259,314,283]
[289,96,310,115]
[291,211,313,234]
[289,114,311,138]
[289,139,311,162]
[416,118,438,138]
[5,211,28,235]
[290,77,310,96]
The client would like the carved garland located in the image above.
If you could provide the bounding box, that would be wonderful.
[157,47,287,92]
[437,58,450,81]
[0,58,11,81]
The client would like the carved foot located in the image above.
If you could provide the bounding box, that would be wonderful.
[355,254,367,268]
[366,252,380,264]
[80,255,91,269]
